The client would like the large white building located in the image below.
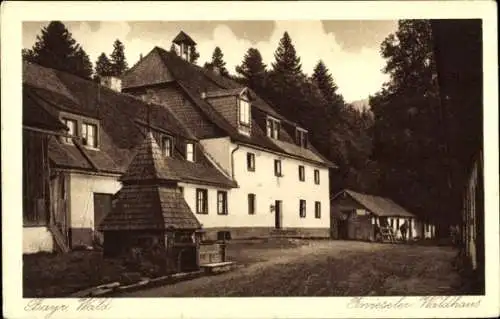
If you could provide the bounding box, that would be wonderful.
[21,31,334,254]
[121,31,334,239]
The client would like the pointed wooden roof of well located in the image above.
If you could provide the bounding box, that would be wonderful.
[99,131,201,231]
[120,131,180,183]
[172,31,197,46]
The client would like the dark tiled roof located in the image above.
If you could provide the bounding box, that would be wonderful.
[23,62,236,188]
[127,47,333,167]
[172,31,197,45]
[205,87,247,99]
[23,89,67,132]
[99,185,201,231]
[121,132,179,183]
[333,189,416,218]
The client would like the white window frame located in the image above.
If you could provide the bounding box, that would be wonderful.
[239,99,251,126]
[266,117,281,139]
[298,165,305,181]
[81,122,98,148]
[186,143,194,162]
[315,201,321,219]
[217,191,228,215]
[247,152,255,171]
[63,118,77,144]
[196,188,208,214]
[296,128,308,148]
[274,159,282,177]
[299,199,307,218]
[314,169,320,185]
[162,136,173,157]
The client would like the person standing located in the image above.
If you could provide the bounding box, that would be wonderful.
[400,220,408,241]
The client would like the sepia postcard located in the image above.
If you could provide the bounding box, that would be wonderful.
[2,1,499,318]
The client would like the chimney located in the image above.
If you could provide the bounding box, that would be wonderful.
[100,76,122,92]
[212,66,221,76]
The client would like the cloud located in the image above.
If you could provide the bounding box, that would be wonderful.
[192,20,390,102]
[24,21,391,102]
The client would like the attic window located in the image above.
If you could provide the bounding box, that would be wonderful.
[63,118,76,144]
[296,128,308,148]
[186,143,194,162]
[266,117,280,139]
[238,99,251,126]
[81,122,98,148]
[162,136,173,157]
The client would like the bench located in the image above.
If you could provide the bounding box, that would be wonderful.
[200,261,235,274]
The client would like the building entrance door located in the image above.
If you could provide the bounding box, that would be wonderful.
[274,200,282,229]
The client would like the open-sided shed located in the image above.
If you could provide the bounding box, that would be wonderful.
[331,189,434,241]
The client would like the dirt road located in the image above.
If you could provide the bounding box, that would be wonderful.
[115,240,464,297]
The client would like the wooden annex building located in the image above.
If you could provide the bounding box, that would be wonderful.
[331,189,435,242]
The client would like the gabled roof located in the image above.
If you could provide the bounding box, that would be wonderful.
[172,31,197,46]
[122,46,335,167]
[23,62,236,188]
[120,132,179,183]
[332,189,416,218]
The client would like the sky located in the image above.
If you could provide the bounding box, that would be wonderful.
[23,20,398,103]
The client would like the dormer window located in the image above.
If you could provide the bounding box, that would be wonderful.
[266,117,280,139]
[238,99,251,126]
[296,128,308,148]
[186,143,194,162]
[81,122,98,148]
[63,118,76,144]
[162,136,173,157]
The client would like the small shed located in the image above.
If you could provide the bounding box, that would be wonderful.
[331,189,421,241]
[99,132,202,272]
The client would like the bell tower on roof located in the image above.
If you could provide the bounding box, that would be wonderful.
[172,31,197,62]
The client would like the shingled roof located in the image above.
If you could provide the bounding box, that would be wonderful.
[100,131,201,231]
[23,62,236,188]
[121,131,180,183]
[172,31,197,45]
[332,189,416,218]
[122,46,334,167]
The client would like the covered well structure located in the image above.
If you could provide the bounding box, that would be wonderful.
[99,132,202,272]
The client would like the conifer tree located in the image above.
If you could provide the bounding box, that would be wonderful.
[110,39,128,76]
[189,45,200,64]
[270,32,303,78]
[22,21,93,79]
[208,46,229,76]
[235,48,267,90]
[95,52,113,77]
[312,60,343,109]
